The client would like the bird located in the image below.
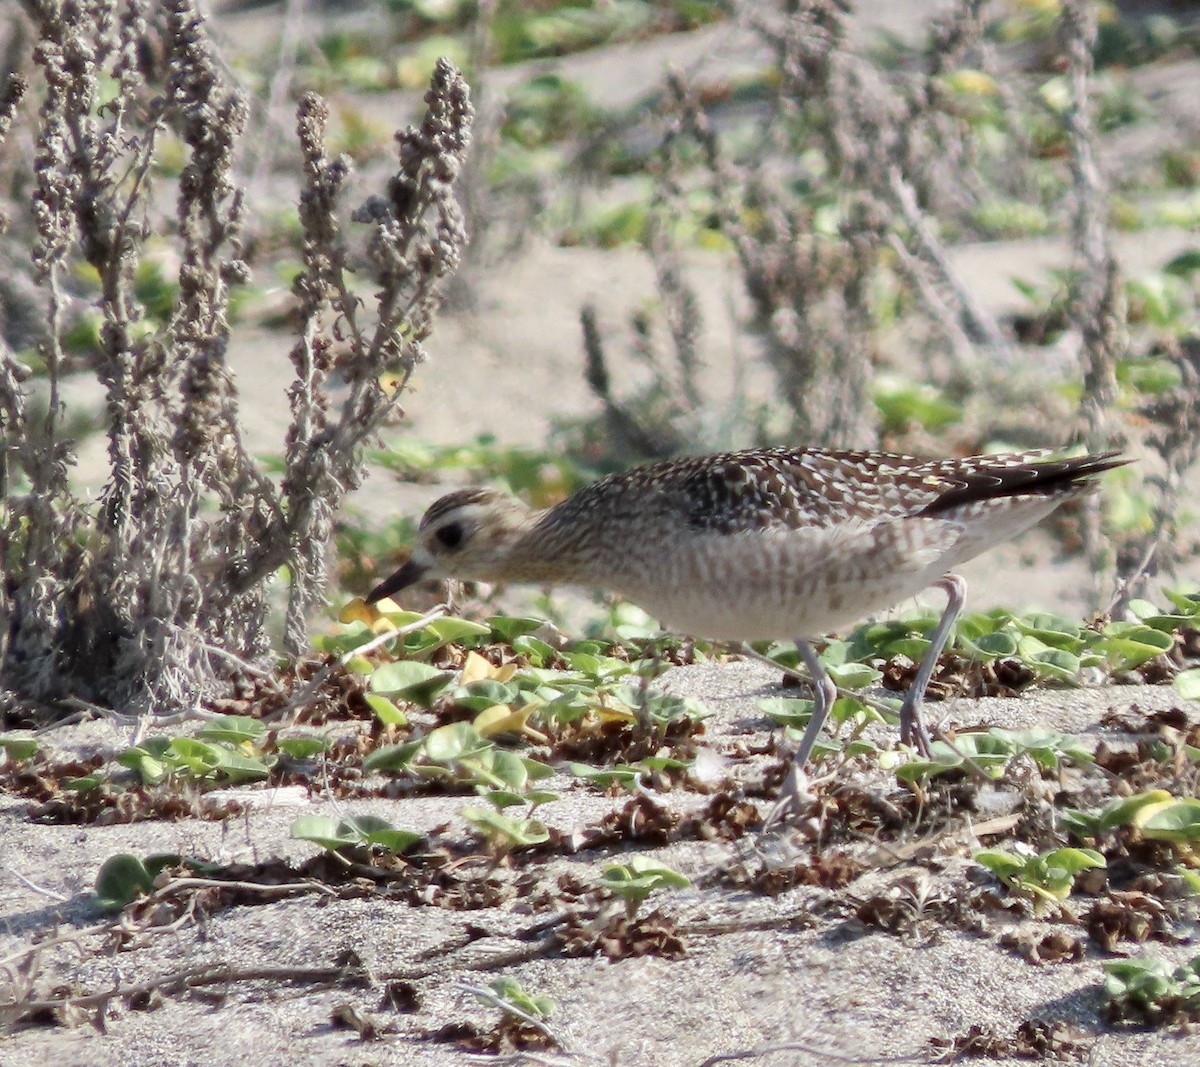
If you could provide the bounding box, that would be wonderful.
[366,447,1127,811]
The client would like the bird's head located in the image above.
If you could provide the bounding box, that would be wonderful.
[365,488,537,604]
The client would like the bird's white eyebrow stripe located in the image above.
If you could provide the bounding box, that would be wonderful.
[419,488,497,529]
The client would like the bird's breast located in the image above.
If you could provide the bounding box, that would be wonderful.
[601,520,958,641]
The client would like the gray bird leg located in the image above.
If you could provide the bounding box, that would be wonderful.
[899,573,966,755]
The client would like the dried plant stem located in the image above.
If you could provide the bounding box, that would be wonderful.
[0,3,472,716]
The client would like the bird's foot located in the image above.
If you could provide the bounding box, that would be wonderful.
[899,697,936,758]
[763,757,818,829]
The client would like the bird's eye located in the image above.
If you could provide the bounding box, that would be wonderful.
[435,521,465,550]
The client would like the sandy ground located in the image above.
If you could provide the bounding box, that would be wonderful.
[2,665,1199,1066]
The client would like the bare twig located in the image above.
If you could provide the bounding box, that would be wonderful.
[0,864,69,902]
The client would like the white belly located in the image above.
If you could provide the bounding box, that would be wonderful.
[609,520,958,641]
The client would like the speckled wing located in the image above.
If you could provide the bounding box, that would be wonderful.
[669,447,1127,533]
[667,449,923,532]
[914,450,1127,517]
[553,446,1125,539]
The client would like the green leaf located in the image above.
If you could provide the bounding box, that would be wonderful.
[167,737,272,782]
[196,715,266,745]
[1100,789,1174,830]
[1059,807,1104,838]
[1165,249,1200,277]
[462,807,549,847]
[512,634,557,665]
[364,734,427,768]
[975,846,1104,903]
[1163,589,1200,617]
[999,727,1092,769]
[312,622,381,656]
[365,693,408,726]
[599,856,691,913]
[369,608,429,629]
[1041,847,1106,876]
[569,762,640,789]
[64,773,109,794]
[94,853,179,912]
[277,735,330,759]
[426,617,492,644]
[364,739,424,772]
[486,977,555,1019]
[610,602,662,641]
[289,815,357,851]
[335,813,393,838]
[1023,646,1082,683]
[343,655,374,675]
[1176,668,1200,701]
[0,735,38,761]
[489,616,545,642]
[370,660,454,706]
[521,757,554,781]
[873,377,960,434]
[1177,867,1200,896]
[1127,599,1161,621]
[480,789,528,810]
[826,661,882,689]
[364,828,423,854]
[757,696,813,727]
[829,694,882,727]
[289,814,421,854]
[166,737,220,775]
[118,743,170,785]
[1136,798,1200,842]
[637,755,691,774]
[958,630,1019,659]
[207,747,272,783]
[757,643,801,671]
[880,637,931,661]
[1103,954,1174,987]
[974,848,1029,879]
[539,689,594,724]
[452,679,520,711]
[423,722,491,763]
[1014,612,1083,647]
[1095,624,1174,671]
[483,748,531,791]
[896,732,1016,781]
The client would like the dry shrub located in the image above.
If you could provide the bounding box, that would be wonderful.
[0,0,473,715]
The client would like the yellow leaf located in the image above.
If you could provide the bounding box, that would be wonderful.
[460,653,519,685]
[595,707,638,725]
[373,596,410,615]
[339,598,379,625]
[371,616,401,635]
[460,651,496,685]
[1131,799,1183,830]
[474,704,548,744]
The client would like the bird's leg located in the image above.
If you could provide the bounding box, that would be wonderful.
[787,640,839,770]
[900,573,966,755]
[768,639,837,823]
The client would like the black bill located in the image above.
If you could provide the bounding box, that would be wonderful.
[366,558,428,604]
